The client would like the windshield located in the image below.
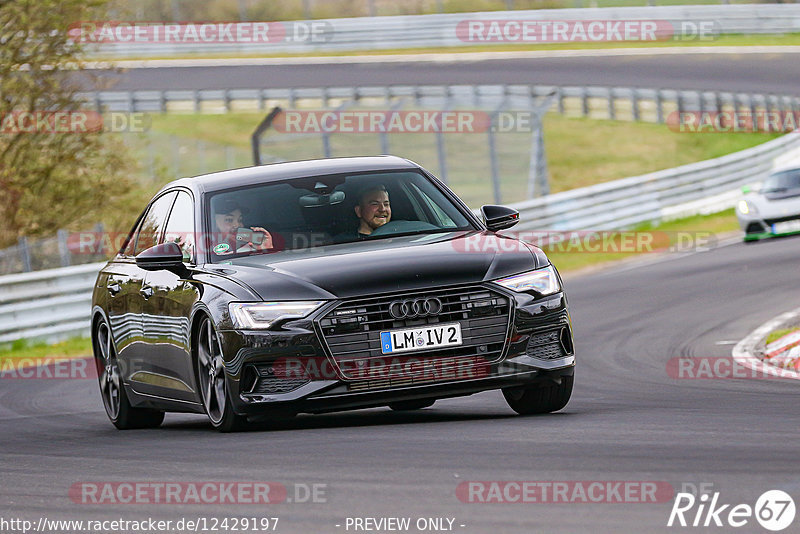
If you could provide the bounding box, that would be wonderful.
[206,170,475,262]
[762,169,800,193]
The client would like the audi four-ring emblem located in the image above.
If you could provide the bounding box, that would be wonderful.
[388,298,443,319]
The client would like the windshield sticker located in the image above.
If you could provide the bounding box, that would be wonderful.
[213,243,230,254]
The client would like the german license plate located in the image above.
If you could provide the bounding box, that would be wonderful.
[772,220,800,234]
[380,323,462,355]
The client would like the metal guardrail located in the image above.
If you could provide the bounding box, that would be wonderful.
[0,262,103,344]
[82,84,800,120]
[510,132,800,230]
[8,81,800,344]
[90,5,800,56]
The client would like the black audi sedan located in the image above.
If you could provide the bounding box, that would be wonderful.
[91,156,574,431]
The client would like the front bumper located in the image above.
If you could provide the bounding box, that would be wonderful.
[218,289,574,417]
[737,211,800,241]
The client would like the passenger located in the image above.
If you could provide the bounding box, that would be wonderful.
[212,199,272,254]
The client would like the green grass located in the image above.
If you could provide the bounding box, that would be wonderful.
[92,33,800,62]
[140,112,779,207]
[547,208,740,273]
[0,337,92,366]
[765,328,800,346]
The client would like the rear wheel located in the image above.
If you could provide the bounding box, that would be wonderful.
[93,319,164,429]
[389,399,435,411]
[503,374,573,415]
[196,316,248,432]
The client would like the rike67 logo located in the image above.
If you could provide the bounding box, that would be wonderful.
[668,489,796,531]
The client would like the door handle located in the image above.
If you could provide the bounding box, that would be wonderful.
[107,283,121,296]
[140,286,154,299]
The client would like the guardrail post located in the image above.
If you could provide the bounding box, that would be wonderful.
[57,229,71,267]
[18,237,32,273]
[194,90,201,113]
[631,88,640,122]
[608,87,617,121]
[126,91,134,113]
[159,91,166,113]
[677,91,684,115]
[656,89,664,124]
[557,87,565,115]
[749,94,756,121]
[224,90,232,112]
[581,87,589,117]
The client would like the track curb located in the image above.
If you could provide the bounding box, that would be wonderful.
[732,306,800,380]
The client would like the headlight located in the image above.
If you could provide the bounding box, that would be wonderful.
[493,265,561,296]
[738,200,758,215]
[229,301,325,329]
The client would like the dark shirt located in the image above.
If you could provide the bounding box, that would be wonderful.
[332,229,371,244]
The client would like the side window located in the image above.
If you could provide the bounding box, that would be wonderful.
[122,215,145,257]
[163,191,195,263]
[410,183,457,228]
[134,192,178,255]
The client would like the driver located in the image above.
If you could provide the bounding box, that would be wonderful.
[212,199,272,254]
[335,185,391,242]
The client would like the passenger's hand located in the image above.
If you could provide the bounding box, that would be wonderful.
[249,227,273,251]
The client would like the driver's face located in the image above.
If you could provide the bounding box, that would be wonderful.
[215,209,243,236]
[355,191,391,231]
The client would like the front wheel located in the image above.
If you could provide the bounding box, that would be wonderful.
[93,319,164,429]
[502,374,573,415]
[196,316,248,432]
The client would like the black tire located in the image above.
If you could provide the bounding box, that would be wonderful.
[502,374,573,415]
[196,315,249,432]
[389,399,436,411]
[93,319,164,430]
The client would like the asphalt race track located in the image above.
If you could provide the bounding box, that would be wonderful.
[2,237,800,532]
[85,52,800,95]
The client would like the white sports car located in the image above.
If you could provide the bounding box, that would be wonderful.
[737,166,800,242]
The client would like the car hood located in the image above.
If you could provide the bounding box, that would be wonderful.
[749,192,800,216]
[215,231,543,300]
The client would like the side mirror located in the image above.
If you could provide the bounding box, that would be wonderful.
[135,242,185,271]
[481,205,520,232]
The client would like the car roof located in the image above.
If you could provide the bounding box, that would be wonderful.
[158,155,421,196]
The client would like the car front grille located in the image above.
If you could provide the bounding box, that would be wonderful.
[526,328,573,360]
[248,363,310,394]
[317,285,511,380]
